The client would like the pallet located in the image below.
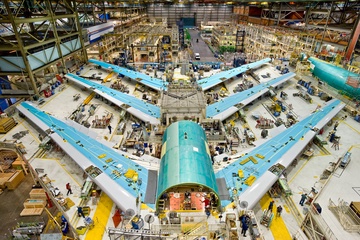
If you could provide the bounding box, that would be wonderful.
[24,199,46,209]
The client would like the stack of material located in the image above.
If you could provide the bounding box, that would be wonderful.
[0,117,17,133]
[5,170,25,190]
[29,188,47,200]
[0,172,15,189]
[256,117,274,129]
[20,188,47,216]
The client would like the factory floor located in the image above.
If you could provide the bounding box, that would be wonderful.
[1,62,360,240]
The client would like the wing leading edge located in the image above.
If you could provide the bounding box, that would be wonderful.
[206,72,296,120]
[215,99,344,209]
[198,58,271,91]
[88,59,167,91]
[18,102,154,211]
[66,73,161,125]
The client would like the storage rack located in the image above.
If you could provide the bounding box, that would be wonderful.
[236,29,246,52]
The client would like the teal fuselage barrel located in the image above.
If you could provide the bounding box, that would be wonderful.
[308,57,360,99]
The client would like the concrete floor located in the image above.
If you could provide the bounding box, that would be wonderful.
[188,29,218,62]
[1,61,360,240]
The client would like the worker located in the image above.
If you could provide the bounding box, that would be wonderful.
[149,143,153,153]
[61,220,69,235]
[268,200,274,212]
[333,121,339,131]
[239,214,245,227]
[329,132,336,142]
[276,205,283,217]
[201,197,211,210]
[299,193,307,206]
[241,219,248,237]
[66,183,72,196]
[77,206,85,218]
[332,138,340,150]
[91,190,98,205]
[108,125,112,134]
[161,192,169,201]
[205,208,211,218]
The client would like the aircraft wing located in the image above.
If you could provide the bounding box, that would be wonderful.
[66,73,160,125]
[198,58,271,91]
[17,102,158,211]
[206,72,296,120]
[215,99,344,209]
[88,59,167,91]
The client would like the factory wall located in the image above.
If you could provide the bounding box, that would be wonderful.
[147,4,233,27]
[0,38,81,73]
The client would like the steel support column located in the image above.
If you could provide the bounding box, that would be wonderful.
[3,0,39,95]
[72,0,88,63]
[345,15,360,61]
[319,2,335,47]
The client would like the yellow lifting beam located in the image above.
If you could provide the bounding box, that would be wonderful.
[83,92,96,105]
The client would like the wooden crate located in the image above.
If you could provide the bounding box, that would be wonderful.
[20,208,44,216]
[29,188,47,200]
[350,202,360,218]
[0,173,14,189]
[0,117,16,133]
[12,160,27,171]
[5,170,25,190]
[23,199,46,209]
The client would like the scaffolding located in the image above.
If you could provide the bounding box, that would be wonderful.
[328,198,360,232]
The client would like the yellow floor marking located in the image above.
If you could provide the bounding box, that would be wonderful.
[341,120,360,135]
[283,204,290,213]
[259,194,292,240]
[84,193,113,240]
[25,122,42,143]
[288,156,313,184]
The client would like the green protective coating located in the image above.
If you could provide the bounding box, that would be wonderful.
[157,121,219,197]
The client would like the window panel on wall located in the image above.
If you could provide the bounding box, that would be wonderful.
[146,4,233,26]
